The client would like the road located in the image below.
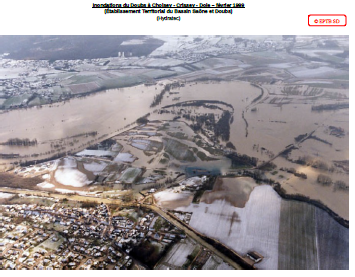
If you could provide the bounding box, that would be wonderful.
[141,204,246,270]
[0,187,123,205]
[1,187,249,270]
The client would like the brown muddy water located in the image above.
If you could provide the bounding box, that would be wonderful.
[0,80,260,168]
[0,83,162,166]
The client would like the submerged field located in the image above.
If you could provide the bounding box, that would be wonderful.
[0,80,258,168]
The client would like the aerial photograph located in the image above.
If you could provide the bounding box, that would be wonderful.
[0,35,349,270]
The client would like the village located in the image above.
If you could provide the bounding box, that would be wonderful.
[0,197,192,270]
[0,35,290,110]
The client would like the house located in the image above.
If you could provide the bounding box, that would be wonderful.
[246,251,263,263]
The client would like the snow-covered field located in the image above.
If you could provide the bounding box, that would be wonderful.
[55,188,76,194]
[76,149,116,158]
[54,169,91,187]
[114,153,136,163]
[150,35,195,56]
[37,182,55,189]
[173,182,348,270]
[55,189,90,196]
[154,189,192,204]
[132,57,183,67]
[268,63,292,68]
[179,176,204,187]
[131,142,148,150]
[132,139,150,145]
[59,157,77,168]
[83,161,108,174]
[0,192,14,199]
[288,66,346,78]
[156,238,197,268]
[131,139,152,151]
[54,157,90,187]
[156,236,234,270]
[202,255,234,270]
[14,161,57,177]
[292,49,343,57]
[154,188,194,209]
[177,185,281,270]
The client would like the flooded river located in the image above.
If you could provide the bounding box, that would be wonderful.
[0,80,260,168]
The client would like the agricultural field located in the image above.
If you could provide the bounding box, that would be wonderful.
[315,208,349,270]
[156,236,233,270]
[131,139,163,152]
[154,189,194,210]
[202,255,234,270]
[1,94,33,108]
[1,195,56,206]
[155,238,197,269]
[75,150,117,159]
[162,138,196,162]
[0,192,14,199]
[37,182,54,189]
[278,201,317,270]
[82,160,108,174]
[201,177,258,208]
[278,200,348,270]
[53,157,93,188]
[119,167,142,183]
[288,66,348,79]
[113,153,137,163]
[173,180,348,270]
[177,185,281,269]
[110,118,228,173]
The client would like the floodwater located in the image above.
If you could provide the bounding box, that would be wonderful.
[184,158,231,177]
[229,102,348,161]
[0,80,260,168]
[0,83,161,166]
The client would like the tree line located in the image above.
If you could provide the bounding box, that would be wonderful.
[1,138,38,146]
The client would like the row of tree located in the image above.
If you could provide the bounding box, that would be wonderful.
[2,138,38,146]
[317,174,348,191]
[150,82,181,108]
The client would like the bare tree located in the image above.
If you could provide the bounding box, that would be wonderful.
[317,174,332,186]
